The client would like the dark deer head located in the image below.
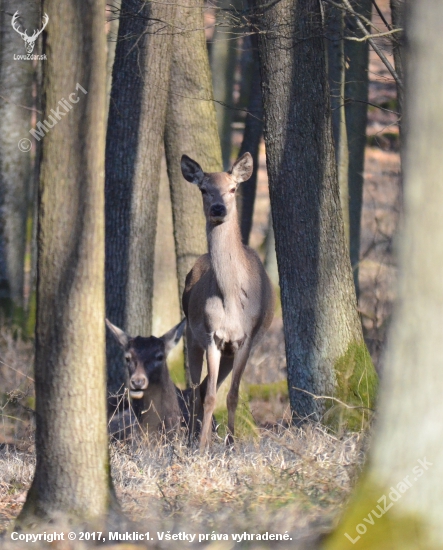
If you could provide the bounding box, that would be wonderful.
[106,319,185,399]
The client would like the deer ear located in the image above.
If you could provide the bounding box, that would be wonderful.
[106,319,129,349]
[162,319,186,356]
[181,155,205,185]
[230,152,253,184]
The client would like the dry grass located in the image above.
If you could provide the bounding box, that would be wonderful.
[0,422,368,549]
[111,425,366,544]
[0,326,369,548]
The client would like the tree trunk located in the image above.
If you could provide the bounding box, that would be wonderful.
[17,0,115,525]
[390,0,404,121]
[105,0,176,395]
[326,2,350,243]
[106,0,121,113]
[264,212,279,287]
[0,0,38,322]
[254,0,377,425]
[344,0,372,297]
[325,1,443,546]
[237,35,263,246]
[210,0,239,169]
[164,0,222,384]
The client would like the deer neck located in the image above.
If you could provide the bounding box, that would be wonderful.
[207,215,248,306]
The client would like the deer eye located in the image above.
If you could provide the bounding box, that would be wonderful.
[125,355,131,364]
[156,353,164,362]
[229,187,236,194]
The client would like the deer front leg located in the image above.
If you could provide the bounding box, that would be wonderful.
[199,341,221,451]
[226,340,252,445]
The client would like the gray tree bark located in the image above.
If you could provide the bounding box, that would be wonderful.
[0,0,38,322]
[17,0,116,525]
[254,0,377,423]
[344,0,372,297]
[105,0,176,395]
[210,0,240,169]
[164,0,222,386]
[325,1,443,546]
[390,0,405,121]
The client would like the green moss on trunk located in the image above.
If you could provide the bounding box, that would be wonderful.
[324,341,378,431]
[324,473,432,550]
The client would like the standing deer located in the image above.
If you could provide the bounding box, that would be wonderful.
[181,152,276,449]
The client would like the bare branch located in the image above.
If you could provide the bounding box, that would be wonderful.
[291,386,375,412]
[371,0,392,31]
[340,0,403,89]
[345,27,402,42]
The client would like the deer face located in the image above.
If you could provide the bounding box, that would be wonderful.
[106,319,185,399]
[181,153,253,225]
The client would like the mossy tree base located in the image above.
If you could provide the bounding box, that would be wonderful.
[324,473,435,550]
[324,340,378,431]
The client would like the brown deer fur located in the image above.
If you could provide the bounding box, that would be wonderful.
[106,319,185,435]
[181,152,275,449]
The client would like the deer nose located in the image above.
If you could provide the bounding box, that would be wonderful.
[131,376,147,390]
[210,204,226,218]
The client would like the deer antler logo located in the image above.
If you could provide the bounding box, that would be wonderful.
[12,11,49,54]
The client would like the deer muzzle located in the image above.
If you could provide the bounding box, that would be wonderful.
[129,375,148,398]
[209,204,227,223]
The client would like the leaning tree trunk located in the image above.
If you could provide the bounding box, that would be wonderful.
[325,1,443,546]
[326,2,349,243]
[344,0,372,297]
[0,0,38,322]
[164,0,222,384]
[254,0,377,426]
[105,0,176,395]
[17,0,115,525]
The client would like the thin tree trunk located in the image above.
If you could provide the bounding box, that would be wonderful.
[17,0,115,525]
[326,2,350,243]
[390,0,404,122]
[106,0,121,114]
[264,212,278,287]
[0,1,38,322]
[344,0,372,297]
[238,35,263,246]
[325,1,443,546]
[105,0,176,395]
[210,0,239,169]
[26,2,43,336]
[254,0,377,424]
[164,0,222,385]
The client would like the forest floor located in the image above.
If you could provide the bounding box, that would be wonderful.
[0,0,400,546]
